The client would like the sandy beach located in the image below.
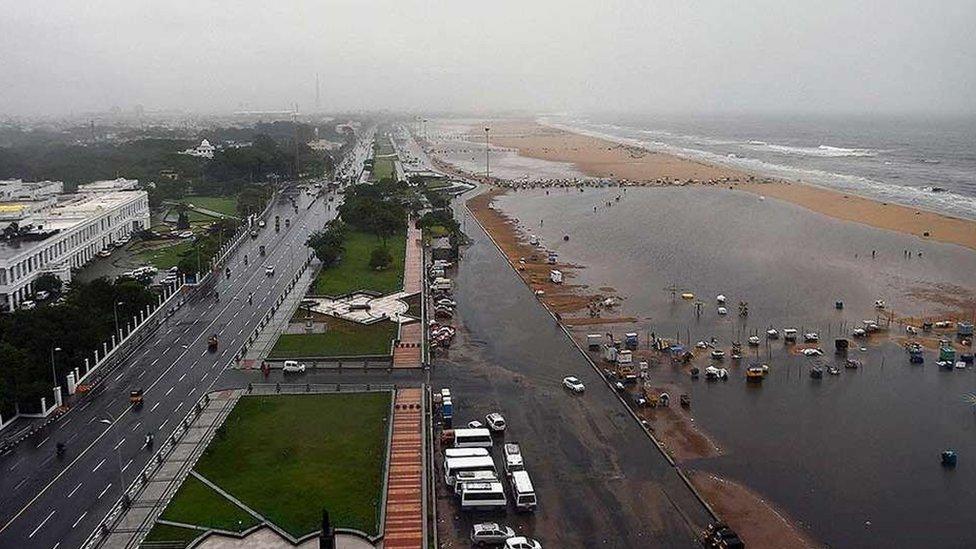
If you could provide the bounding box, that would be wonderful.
[480,119,976,252]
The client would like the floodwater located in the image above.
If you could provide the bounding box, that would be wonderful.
[493,185,976,548]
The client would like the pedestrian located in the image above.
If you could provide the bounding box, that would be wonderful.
[872,250,876,258]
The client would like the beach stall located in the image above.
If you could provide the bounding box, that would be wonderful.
[549,269,564,284]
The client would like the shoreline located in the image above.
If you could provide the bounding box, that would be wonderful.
[477,119,976,253]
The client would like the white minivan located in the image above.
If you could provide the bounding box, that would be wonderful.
[510,470,537,511]
[453,428,493,448]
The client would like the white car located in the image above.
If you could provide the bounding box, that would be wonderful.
[485,413,506,432]
[20,300,36,310]
[562,376,585,393]
[505,537,542,549]
[436,298,457,308]
[804,332,819,342]
[35,290,50,301]
[265,265,275,276]
[282,360,306,373]
[802,348,823,357]
[467,420,484,429]
[471,522,515,546]
[258,220,266,227]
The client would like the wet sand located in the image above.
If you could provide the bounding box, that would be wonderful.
[478,119,976,252]
[688,471,820,549]
[466,188,636,324]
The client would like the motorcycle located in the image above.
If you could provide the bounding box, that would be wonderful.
[145,433,154,449]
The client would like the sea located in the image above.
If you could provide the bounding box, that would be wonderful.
[545,113,976,220]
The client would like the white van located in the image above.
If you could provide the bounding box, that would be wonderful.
[503,443,524,475]
[444,455,496,487]
[510,470,537,511]
[445,448,490,459]
[459,481,507,511]
[453,470,499,495]
[453,428,493,448]
[431,277,453,291]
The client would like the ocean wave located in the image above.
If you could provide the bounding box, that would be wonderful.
[539,117,976,221]
[750,143,878,158]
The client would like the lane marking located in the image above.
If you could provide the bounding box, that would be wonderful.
[150,402,161,413]
[35,436,50,449]
[174,402,184,413]
[131,421,142,432]
[92,459,105,472]
[14,478,27,491]
[178,373,186,382]
[164,386,174,397]
[71,510,87,529]
[28,510,55,539]
[113,438,126,451]
[122,458,133,472]
[158,419,169,432]
[97,483,111,500]
[67,482,82,498]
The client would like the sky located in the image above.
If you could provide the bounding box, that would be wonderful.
[1,0,975,117]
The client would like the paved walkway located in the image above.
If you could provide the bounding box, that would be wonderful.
[382,388,424,549]
[392,222,424,368]
[196,527,377,549]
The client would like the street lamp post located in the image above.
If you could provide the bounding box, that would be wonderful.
[113,301,124,339]
[50,346,62,389]
[484,126,490,181]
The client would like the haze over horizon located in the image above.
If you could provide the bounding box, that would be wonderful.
[2,0,975,117]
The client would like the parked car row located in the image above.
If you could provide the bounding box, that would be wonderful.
[437,387,542,548]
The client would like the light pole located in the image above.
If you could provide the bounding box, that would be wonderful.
[50,346,62,389]
[99,416,129,507]
[113,301,124,339]
[484,126,490,181]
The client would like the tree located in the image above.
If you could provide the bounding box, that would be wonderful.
[176,207,190,230]
[306,219,346,267]
[369,246,393,271]
[33,273,63,296]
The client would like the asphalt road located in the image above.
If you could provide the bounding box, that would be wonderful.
[427,199,713,548]
[0,185,334,549]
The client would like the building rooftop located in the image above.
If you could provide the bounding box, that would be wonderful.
[0,191,145,261]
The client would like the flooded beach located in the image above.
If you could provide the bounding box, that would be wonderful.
[488,185,976,548]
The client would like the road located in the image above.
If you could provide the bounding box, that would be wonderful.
[0,185,334,549]
[426,196,713,547]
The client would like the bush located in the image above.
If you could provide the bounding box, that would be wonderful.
[368,247,393,271]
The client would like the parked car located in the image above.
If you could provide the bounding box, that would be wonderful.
[436,298,457,308]
[504,537,542,549]
[467,420,484,429]
[265,265,275,276]
[258,220,266,227]
[562,376,585,393]
[35,291,50,301]
[282,360,306,373]
[471,522,516,546]
[485,412,507,432]
[20,300,36,310]
[801,348,823,357]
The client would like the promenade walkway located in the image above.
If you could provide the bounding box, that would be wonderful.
[393,222,424,368]
[382,388,424,549]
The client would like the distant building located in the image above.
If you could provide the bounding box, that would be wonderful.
[179,139,215,159]
[0,179,64,201]
[77,177,140,193]
[0,187,149,311]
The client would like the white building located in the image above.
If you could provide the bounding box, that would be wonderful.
[0,179,64,201]
[179,139,215,159]
[0,190,150,311]
[77,177,140,193]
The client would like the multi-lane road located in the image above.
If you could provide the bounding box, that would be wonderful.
[0,185,335,549]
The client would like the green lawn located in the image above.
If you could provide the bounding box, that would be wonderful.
[371,156,395,181]
[143,523,203,547]
[138,240,195,270]
[312,230,405,296]
[269,319,397,358]
[194,393,391,537]
[158,475,258,533]
[180,195,239,218]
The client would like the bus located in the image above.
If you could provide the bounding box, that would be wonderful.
[444,455,496,487]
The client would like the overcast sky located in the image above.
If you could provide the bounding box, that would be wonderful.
[2,0,975,117]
